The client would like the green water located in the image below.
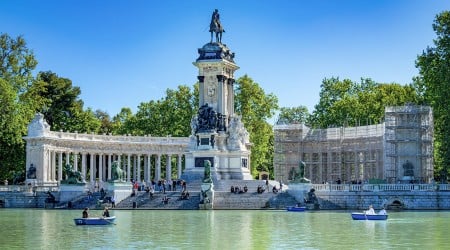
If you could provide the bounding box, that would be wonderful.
[0,209,448,250]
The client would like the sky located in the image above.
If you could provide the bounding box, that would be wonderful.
[1,0,449,122]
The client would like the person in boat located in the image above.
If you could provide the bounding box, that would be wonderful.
[102,207,110,218]
[365,205,376,215]
[82,207,89,218]
[378,207,387,215]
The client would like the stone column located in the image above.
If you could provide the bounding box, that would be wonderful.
[81,153,87,182]
[98,154,103,183]
[227,78,235,117]
[198,76,205,107]
[51,150,56,182]
[147,154,152,182]
[166,154,172,181]
[137,154,141,183]
[156,154,161,181]
[58,152,63,181]
[177,154,182,179]
[65,151,70,167]
[90,154,95,183]
[216,75,227,114]
[73,152,78,172]
[108,154,112,181]
[127,154,131,182]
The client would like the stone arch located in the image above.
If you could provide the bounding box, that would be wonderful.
[384,197,405,211]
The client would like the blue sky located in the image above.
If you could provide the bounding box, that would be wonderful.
[1,1,449,121]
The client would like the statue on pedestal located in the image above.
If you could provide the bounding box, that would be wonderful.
[209,9,225,43]
[61,164,83,184]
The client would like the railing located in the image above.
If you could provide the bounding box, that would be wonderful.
[310,183,450,192]
[0,185,59,192]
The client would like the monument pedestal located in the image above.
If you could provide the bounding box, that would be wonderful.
[59,184,88,203]
[106,181,132,204]
[199,182,214,210]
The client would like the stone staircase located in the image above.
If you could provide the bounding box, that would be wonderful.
[112,179,299,210]
[116,191,201,209]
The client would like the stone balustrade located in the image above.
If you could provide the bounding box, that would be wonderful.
[310,183,450,192]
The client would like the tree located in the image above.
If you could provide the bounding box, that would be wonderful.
[34,71,100,133]
[416,11,450,182]
[0,34,38,181]
[235,75,279,178]
[132,85,197,137]
[309,77,419,128]
[95,109,112,135]
[276,106,310,125]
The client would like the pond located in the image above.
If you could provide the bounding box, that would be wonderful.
[0,209,448,249]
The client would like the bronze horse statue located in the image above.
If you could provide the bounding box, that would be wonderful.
[210,9,224,43]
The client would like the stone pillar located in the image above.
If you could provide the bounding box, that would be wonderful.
[81,153,87,182]
[98,154,103,183]
[90,154,95,183]
[58,152,63,181]
[227,78,235,117]
[147,154,152,182]
[51,150,56,182]
[127,154,131,182]
[166,154,172,181]
[137,154,141,183]
[73,152,78,172]
[156,154,161,181]
[65,151,70,167]
[133,155,137,182]
[198,76,205,107]
[108,154,112,181]
[177,154,182,179]
[217,75,226,114]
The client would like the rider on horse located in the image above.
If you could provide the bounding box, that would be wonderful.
[210,9,225,43]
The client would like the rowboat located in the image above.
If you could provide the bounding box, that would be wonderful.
[351,213,388,220]
[286,206,306,212]
[74,216,116,225]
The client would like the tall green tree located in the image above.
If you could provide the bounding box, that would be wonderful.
[0,34,38,181]
[34,71,100,133]
[276,106,310,125]
[132,85,197,137]
[235,75,279,178]
[416,11,450,182]
[309,77,419,128]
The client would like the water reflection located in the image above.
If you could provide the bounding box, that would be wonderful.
[0,209,449,249]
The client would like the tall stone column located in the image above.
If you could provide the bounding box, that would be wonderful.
[108,154,112,181]
[81,153,87,182]
[58,152,63,181]
[177,154,182,179]
[147,154,152,182]
[65,151,70,167]
[51,150,56,182]
[73,152,78,172]
[166,154,172,181]
[156,154,161,181]
[98,154,103,183]
[198,76,205,107]
[90,154,95,183]
[137,154,141,183]
[127,154,131,182]
[217,75,227,114]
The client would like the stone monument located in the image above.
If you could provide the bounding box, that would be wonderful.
[184,10,252,181]
[199,160,214,210]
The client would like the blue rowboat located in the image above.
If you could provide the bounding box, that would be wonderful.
[286,206,306,212]
[74,216,116,225]
[351,213,388,220]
